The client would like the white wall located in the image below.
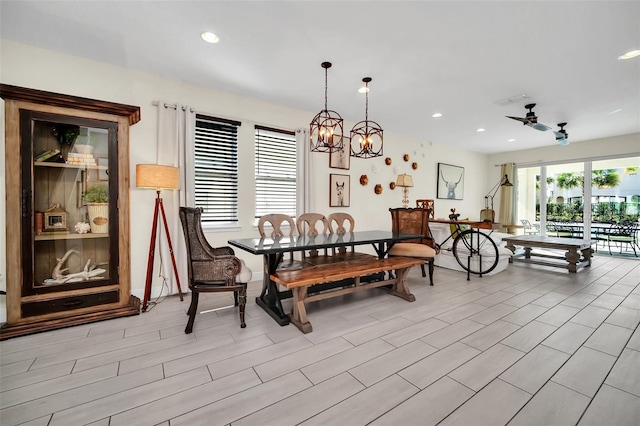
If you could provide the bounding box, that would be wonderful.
[1,40,493,321]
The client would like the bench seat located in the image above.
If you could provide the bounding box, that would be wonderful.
[271,255,424,333]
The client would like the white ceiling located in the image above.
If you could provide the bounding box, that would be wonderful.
[1,1,639,154]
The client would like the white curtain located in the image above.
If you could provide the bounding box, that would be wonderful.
[155,101,195,295]
[296,128,313,214]
[498,162,515,225]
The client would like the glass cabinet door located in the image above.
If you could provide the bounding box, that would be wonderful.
[22,111,119,298]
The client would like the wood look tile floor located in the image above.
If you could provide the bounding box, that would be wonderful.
[1,255,639,426]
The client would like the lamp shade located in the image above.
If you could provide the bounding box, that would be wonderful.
[136,164,180,190]
[396,174,414,187]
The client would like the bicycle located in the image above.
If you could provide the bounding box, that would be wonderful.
[433,221,499,281]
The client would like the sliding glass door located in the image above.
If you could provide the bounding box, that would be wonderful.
[515,155,639,239]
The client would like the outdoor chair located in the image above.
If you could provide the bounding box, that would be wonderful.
[607,222,639,256]
[179,207,252,333]
[520,219,540,235]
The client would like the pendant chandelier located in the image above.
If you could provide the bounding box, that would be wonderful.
[350,77,383,158]
[309,62,344,153]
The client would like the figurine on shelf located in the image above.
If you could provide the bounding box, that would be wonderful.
[43,249,106,284]
[74,222,91,234]
[449,208,461,221]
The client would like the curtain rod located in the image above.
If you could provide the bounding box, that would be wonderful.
[152,100,193,112]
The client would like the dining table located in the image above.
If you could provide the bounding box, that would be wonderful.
[228,230,423,326]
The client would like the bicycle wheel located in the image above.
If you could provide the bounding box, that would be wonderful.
[452,229,499,275]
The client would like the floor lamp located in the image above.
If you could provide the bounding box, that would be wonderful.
[136,164,184,312]
[481,174,513,222]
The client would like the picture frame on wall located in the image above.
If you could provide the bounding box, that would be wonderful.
[329,174,350,207]
[437,163,464,200]
[329,136,350,170]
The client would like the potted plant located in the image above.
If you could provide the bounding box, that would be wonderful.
[83,184,109,233]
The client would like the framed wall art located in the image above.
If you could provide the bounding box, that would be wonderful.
[329,136,350,170]
[437,163,464,200]
[329,174,350,207]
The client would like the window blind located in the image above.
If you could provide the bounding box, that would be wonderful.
[194,114,240,223]
[255,126,297,218]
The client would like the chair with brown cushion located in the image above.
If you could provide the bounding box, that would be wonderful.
[179,207,252,333]
[416,199,435,219]
[296,213,330,259]
[258,213,297,267]
[327,212,356,255]
[389,207,438,285]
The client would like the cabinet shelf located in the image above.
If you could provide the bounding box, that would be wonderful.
[34,161,106,171]
[35,233,109,241]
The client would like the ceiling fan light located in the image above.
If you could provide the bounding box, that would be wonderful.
[618,49,640,60]
[558,138,570,146]
[201,32,219,43]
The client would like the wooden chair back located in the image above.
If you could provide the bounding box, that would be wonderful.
[389,207,436,248]
[328,212,355,234]
[416,199,435,219]
[258,214,296,239]
[327,212,355,255]
[258,213,296,263]
[296,213,329,259]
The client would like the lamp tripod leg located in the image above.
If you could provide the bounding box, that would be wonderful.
[142,195,161,312]
[158,199,184,300]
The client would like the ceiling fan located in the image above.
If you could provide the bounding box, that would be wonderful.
[507,104,570,146]
[554,122,569,146]
[506,103,552,131]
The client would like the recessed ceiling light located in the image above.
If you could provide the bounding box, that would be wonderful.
[609,108,622,114]
[476,128,486,132]
[358,86,369,94]
[201,32,220,44]
[508,138,516,142]
[618,50,640,60]
[431,113,442,118]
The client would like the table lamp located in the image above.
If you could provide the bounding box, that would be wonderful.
[136,164,184,312]
[396,173,414,208]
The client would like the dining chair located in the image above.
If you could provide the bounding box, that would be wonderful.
[258,213,298,267]
[416,199,435,219]
[179,207,252,333]
[327,212,355,255]
[296,213,330,259]
[388,207,437,285]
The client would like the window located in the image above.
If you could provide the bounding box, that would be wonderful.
[255,125,297,218]
[194,114,240,224]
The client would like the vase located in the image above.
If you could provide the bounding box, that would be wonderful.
[87,203,109,233]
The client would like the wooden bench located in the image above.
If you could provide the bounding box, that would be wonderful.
[270,255,424,333]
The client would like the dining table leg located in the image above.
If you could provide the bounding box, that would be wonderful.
[255,253,291,325]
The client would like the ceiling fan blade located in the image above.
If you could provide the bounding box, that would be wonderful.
[506,116,530,124]
[553,130,564,139]
[530,122,551,131]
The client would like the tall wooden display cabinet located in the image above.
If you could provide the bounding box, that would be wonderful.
[1,84,141,339]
